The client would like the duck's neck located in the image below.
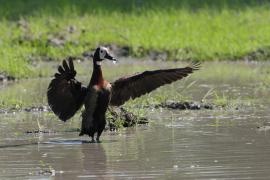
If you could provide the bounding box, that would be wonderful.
[89,61,104,86]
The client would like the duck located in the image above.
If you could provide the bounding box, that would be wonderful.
[47,46,200,142]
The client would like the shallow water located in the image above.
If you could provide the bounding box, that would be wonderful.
[0,61,270,179]
[1,108,270,180]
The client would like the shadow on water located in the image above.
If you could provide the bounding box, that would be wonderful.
[0,139,118,149]
[44,139,118,144]
[45,140,94,145]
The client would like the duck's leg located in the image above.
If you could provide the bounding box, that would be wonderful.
[96,132,102,143]
[79,88,98,137]
[96,115,106,143]
[90,136,95,143]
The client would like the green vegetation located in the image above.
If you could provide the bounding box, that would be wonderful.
[0,0,270,78]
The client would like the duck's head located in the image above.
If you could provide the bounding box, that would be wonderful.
[93,46,117,66]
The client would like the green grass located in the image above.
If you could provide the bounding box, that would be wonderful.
[1,0,270,77]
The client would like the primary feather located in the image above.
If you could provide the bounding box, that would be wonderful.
[110,62,200,106]
[47,57,87,121]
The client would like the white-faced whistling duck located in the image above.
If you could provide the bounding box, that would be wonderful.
[47,46,200,142]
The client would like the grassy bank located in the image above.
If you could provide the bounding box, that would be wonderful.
[0,0,270,77]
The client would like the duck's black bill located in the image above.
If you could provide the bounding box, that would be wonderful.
[105,53,117,62]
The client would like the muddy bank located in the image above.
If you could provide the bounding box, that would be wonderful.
[0,73,15,82]
[107,107,148,130]
[0,100,215,115]
[155,101,214,110]
[0,100,231,119]
[0,106,50,114]
[23,39,270,65]
[244,46,270,61]
[0,100,217,114]
[78,44,270,62]
[25,128,81,134]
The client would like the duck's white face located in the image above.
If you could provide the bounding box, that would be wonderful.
[99,47,109,60]
[94,46,117,66]
[95,46,117,66]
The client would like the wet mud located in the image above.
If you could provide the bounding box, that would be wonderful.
[107,107,148,130]
[155,101,213,110]
[0,73,15,82]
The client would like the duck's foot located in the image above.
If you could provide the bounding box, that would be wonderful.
[79,132,84,136]
[79,124,94,137]
[96,136,101,143]
[90,139,96,143]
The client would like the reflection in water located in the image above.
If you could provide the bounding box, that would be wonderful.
[49,141,107,180]
[79,144,107,179]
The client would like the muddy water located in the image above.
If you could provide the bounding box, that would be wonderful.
[1,108,270,180]
[0,61,270,179]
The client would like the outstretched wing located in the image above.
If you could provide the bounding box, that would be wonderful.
[110,62,200,106]
[47,57,87,121]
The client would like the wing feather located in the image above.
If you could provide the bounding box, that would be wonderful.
[47,57,87,121]
[110,62,200,106]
